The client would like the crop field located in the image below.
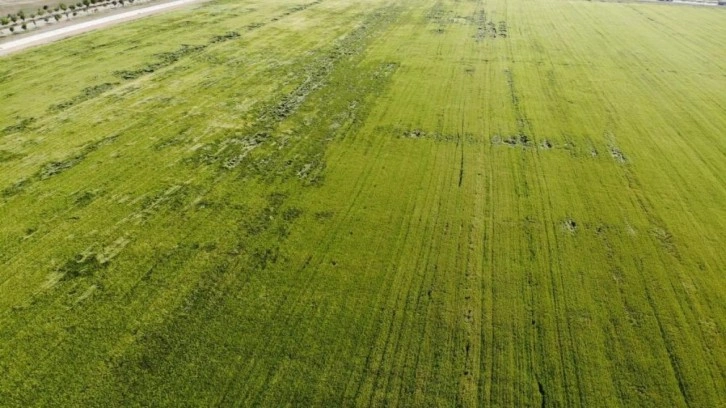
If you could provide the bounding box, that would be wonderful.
[0,0,725,405]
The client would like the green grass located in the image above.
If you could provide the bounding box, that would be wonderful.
[0,0,725,405]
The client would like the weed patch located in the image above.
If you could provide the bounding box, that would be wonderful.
[58,252,107,280]
[50,83,117,112]
[1,117,36,135]
[0,149,23,163]
[114,44,206,80]
[610,146,627,163]
[209,31,240,44]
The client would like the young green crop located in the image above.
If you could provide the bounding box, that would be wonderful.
[0,0,724,406]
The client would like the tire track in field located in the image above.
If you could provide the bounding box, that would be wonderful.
[336,124,439,403]
[475,30,498,405]
[522,4,720,402]
[456,4,492,402]
[242,75,405,404]
[532,144,585,407]
[397,206,443,406]
[521,17,597,405]
[599,50,726,400]
[237,132,390,403]
[374,18,473,402]
[592,216,692,406]
[228,49,406,402]
[345,128,441,405]
[346,68,450,402]
[234,136,408,403]
[624,5,726,73]
[552,7,722,401]
[617,164,722,405]
[364,184,436,405]
[342,139,414,404]
[365,142,447,407]
[501,28,578,404]
[509,13,607,402]
[481,128,496,408]
[529,88,589,407]
[156,6,408,403]
[379,31,485,396]
[383,144,461,405]
[331,182,421,405]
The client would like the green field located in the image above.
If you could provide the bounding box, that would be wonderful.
[1,0,725,405]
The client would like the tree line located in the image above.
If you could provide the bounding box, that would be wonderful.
[1,0,138,33]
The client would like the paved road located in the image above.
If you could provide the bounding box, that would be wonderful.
[0,0,204,56]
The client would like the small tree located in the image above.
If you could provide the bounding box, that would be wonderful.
[60,3,68,10]
[0,17,9,25]
[21,23,26,30]
[9,26,14,32]
[53,13,61,21]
